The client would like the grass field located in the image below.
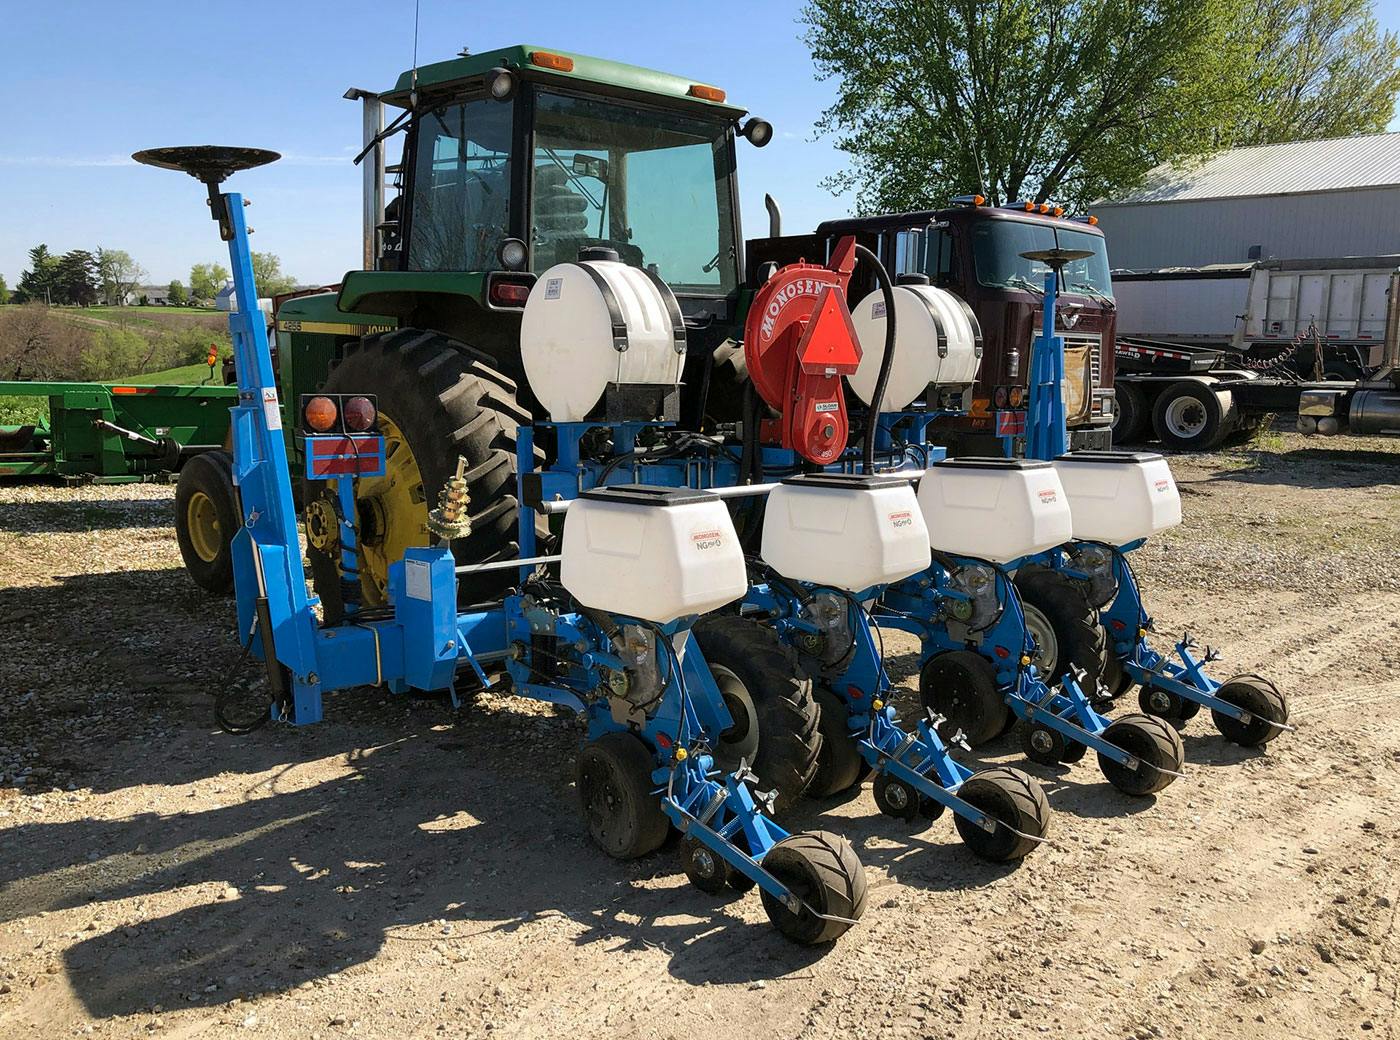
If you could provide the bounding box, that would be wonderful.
[123,361,221,385]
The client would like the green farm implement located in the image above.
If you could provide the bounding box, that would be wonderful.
[0,380,234,483]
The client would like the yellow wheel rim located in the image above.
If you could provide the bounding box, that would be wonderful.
[186,490,223,563]
[334,411,430,606]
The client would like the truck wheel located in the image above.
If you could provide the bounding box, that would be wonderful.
[306,329,541,621]
[1151,382,1234,451]
[1323,360,1361,383]
[175,450,237,594]
[693,616,822,811]
[1014,567,1107,691]
[1112,382,1148,444]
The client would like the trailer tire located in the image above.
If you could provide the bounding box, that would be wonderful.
[1014,567,1107,691]
[306,329,542,621]
[175,450,238,594]
[1151,382,1235,451]
[1112,382,1149,445]
[693,616,822,811]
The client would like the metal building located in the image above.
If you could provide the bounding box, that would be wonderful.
[1093,133,1400,271]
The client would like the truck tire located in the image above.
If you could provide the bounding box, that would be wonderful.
[306,328,540,620]
[175,450,238,594]
[1151,382,1235,451]
[1112,382,1148,445]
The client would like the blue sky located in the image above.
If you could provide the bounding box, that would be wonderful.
[3,0,1399,289]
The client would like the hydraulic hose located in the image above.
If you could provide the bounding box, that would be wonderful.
[854,243,898,475]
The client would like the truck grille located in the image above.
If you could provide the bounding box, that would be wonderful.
[1036,330,1101,424]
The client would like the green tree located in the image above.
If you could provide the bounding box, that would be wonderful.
[96,247,147,306]
[0,274,9,306]
[251,252,296,298]
[56,250,100,306]
[1230,0,1400,145]
[189,261,230,303]
[167,280,189,306]
[802,0,1400,212]
[17,245,60,305]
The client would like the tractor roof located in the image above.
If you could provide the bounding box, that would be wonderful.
[382,45,747,118]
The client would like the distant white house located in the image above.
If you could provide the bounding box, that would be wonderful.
[216,281,274,319]
[124,284,172,306]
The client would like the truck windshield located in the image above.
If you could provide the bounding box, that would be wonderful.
[531,91,737,295]
[971,219,1113,300]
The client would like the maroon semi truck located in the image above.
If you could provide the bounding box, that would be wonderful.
[746,198,1117,455]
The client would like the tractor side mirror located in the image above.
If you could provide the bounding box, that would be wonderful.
[571,153,609,180]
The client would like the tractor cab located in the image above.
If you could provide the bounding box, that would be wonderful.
[349,46,769,336]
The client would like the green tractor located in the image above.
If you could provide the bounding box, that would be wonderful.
[176,45,774,612]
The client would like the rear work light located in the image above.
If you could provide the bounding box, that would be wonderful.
[528,50,574,72]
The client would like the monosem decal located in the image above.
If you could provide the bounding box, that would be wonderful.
[888,509,914,529]
[1037,486,1059,505]
[690,526,725,552]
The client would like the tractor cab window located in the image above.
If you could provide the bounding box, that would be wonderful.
[531,91,737,295]
[406,99,513,271]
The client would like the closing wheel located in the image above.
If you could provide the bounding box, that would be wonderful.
[759,831,868,945]
[919,650,1008,747]
[1212,674,1288,747]
[682,836,745,895]
[809,686,868,798]
[174,450,237,594]
[1019,721,1071,766]
[693,616,821,811]
[1151,382,1236,451]
[306,329,544,623]
[1097,713,1185,796]
[953,767,1051,862]
[1014,568,1108,692]
[1139,685,1198,723]
[576,732,669,860]
[873,772,922,821]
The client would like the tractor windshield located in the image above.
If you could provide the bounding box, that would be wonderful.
[530,91,737,296]
[971,219,1114,300]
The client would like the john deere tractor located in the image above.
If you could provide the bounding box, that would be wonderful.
[175,45,779,612]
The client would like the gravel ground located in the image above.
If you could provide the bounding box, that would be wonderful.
[1,431,1398,1040]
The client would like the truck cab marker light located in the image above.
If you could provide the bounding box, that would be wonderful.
[688,83,726,103]
[528,51,574,72]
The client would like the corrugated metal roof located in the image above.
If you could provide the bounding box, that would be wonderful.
[1101,132,1400,205]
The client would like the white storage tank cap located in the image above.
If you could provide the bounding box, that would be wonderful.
[520,248,687,423]
[848,275,983,410]
[1052,450,1183,545]
[560,484,748,624]
[917,457,1073,563]
[760,473,932,592]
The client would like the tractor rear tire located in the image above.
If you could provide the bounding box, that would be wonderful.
[919,650,1008,747]
[808,686,867,799]
[175,450,238,594]
[953,767,1051,862]
[759,831,867,944]
[693,616,821,812]
[576,731,669,860]
[1015,567,1107,691]
[307,329,541,621]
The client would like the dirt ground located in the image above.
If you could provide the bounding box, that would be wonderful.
[1,431,1398,1040]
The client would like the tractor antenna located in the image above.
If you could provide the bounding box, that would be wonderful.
[409,0,421,109]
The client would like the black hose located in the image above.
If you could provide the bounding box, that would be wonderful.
[854,243,898,475]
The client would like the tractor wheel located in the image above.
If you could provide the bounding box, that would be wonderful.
[1097,713,1184,796]
[576,731,669,860]
[306,329,542,622]
[1212,674,1288,747]
[692,616,821,812]
[1015,567,1107,691]
[918,650,1008,747]
[175,450,238,594]
[1151,382,1236,452]
[759,831,867,944]
[953,767,1051,862]
[1113,382,1149,445]
[809,686,868,799]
